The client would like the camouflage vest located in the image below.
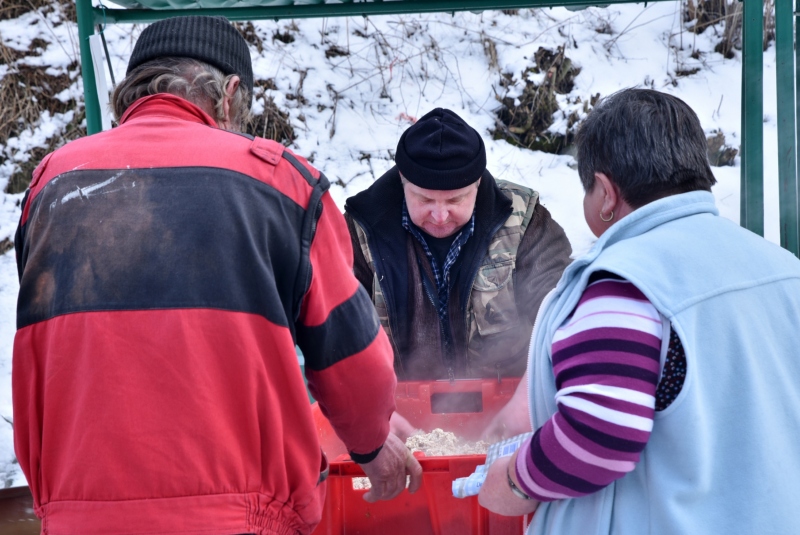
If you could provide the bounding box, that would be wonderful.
[354,180,539,364]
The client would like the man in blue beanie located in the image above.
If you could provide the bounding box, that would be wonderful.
[345,108,572,434]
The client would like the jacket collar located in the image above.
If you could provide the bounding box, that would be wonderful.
[119,93,219,128]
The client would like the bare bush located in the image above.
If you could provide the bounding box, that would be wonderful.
[1,0,82,193]
[234,21,264,53]
[247,97,296,145]
[492,45,583,154]
[762,0,775,50]
[1,37,84,193]
[481,33,499,70]
[246,80,297,145]
[706,131,738,167]
[1,0,54,20]
[0,45,78,144]
[685,0,727,33]
[715,2,743,59]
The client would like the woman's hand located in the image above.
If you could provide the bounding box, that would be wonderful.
[389,411,420,443]
[482,372,533,441]
[478,450,539,516]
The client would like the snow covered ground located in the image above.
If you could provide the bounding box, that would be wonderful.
[0,2,781,486]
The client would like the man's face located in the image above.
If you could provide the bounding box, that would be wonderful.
[402,177,480,238]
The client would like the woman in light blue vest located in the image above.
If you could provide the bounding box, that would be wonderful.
[479,88,800,534]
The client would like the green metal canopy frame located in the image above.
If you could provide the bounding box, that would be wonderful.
[74,0,797,256]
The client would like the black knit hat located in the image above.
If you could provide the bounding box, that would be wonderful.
[395,108,486,190]
[127,16,253,108]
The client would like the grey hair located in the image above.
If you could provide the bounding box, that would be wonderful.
[575,88,716,208]
[112,56,251,131]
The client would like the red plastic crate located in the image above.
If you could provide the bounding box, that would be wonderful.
[311,378,532,535]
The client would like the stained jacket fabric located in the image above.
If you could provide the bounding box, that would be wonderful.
[13,94,397,535]
[527,191,800,534]
[344,166,571,380]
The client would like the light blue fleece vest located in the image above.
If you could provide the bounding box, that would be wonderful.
[527,191,800,535]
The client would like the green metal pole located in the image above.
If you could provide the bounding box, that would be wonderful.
[92,0,667,24]
[776,0,798,255]
[76,0,102,135]
[795,0,800,253]
[740,0,764,235]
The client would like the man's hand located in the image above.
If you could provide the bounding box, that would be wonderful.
[478,451,539,516]
[390,411,420,442]
[482,372,533,441]
[360,432,423,502]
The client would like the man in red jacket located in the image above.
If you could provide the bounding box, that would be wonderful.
[13,16,420,535]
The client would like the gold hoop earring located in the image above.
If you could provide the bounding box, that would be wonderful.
[600,211,614,222]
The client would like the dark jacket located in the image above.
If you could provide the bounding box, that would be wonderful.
[13,94,396,535]
[345,166,572,380]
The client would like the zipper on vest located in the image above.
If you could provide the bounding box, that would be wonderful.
[374,264,406,375]
[376,271,404,375]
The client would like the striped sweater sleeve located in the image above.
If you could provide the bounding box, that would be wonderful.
[515,274,662,500]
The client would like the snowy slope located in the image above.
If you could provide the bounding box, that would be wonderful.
[0,2,780,486]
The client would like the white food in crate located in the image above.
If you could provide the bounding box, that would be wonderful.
[353,429,489,490]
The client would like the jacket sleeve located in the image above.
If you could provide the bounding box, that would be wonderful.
[514,203,572,323]
[296,193,396,463]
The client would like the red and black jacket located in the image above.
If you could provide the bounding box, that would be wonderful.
[13,94,396,535]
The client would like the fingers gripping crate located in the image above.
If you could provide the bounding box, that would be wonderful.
[311,378,532,535]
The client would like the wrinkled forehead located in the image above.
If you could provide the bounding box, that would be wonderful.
[400,173,480,201]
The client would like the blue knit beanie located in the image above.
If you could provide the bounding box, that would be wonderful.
[395,108,486,190]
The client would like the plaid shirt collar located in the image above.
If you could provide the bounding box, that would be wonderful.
[402,199,475,320]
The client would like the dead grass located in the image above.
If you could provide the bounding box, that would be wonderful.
[1,0,53,20]
[246,80,297,146]
[0,238,13,256]
[1,0,74,25]
[481,33,499,70]
[325,45,350,59]
[273,30,295,45]
[706,130,738,166]
[1,38,84,193]
[1,0,82,192]
[685,0,727,33]
[234,21,264,53]
[0,45,78,144]
[685,0,774,57]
